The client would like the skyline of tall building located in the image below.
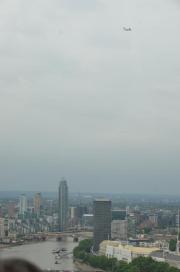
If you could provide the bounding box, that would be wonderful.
[19,194,28,215]
[58,179,68,232]
[34,192,41,215]
[93,199,111,252]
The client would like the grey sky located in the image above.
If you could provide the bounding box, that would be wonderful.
[0,0,180,194]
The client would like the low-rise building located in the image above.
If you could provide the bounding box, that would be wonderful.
[99,240,160,263]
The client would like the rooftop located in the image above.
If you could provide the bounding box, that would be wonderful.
[94,199,111,202]
[101,240,160,255]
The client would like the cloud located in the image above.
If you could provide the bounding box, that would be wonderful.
[0,0,180,193]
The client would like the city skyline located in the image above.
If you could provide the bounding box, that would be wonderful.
[1,186,180,269]
[0,0,180,270]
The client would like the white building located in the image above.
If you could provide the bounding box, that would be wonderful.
[19,194,28,215]
[100,240,160,263]
[111,220,127,240]
[69,207,77,219]
[46,216,53,224]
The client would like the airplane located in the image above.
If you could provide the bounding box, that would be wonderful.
[123,27,132,31]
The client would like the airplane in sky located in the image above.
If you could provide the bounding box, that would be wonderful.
[123,27,132,31]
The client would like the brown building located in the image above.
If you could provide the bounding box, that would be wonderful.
[34,193,41,215]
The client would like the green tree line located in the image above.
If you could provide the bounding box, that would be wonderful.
[73,239,180,272]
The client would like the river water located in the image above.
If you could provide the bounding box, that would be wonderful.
[0,237,79,271]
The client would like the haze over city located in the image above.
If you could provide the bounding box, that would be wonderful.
[0,0,180,194]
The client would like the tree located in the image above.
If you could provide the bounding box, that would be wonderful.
[169,239,177,252]
[131,256,156,272]
[74,240,180,272]
[114,261,129,272]
[127,266,140,272]
[77,239,93,252]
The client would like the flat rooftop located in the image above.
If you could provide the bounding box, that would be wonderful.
[94,199,111,202]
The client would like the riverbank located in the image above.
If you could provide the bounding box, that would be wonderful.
[0,239,47,250]
[0,238,77,270]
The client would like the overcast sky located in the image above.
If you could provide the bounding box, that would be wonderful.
[0,0,180,194]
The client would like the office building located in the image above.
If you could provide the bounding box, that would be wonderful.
[69,206,77,219]
[0,218,5,238]
[4,217,9,237]
[19,194,27,215]
[69,207,78,227]
[82,214,94,229]
[100,240,159,263]
[111,220,128,240]
[76,205,88,226]
[148,214,158,227]
[127,213,137,238]
[0,206,3,218]
[58,179,68,231]
[112,210,126,220]
[34,192,41,215]
[93,199,111,251]
[8,202,16,218]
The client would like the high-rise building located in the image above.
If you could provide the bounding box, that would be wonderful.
[0,206,3,218]
[69,207,78,227]
[4,217,9,237]
[128,215,136,238]
[76,205,88,226]
[19,194,28,215]
[34,192,41,215]
[82,214,94,229]
[93,199,111,252]
[0,218,5,238]
[58,179,68,232]
[148,214,158,227]
[8,202,16,218]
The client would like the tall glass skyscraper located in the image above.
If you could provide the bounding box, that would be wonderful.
[93,199,111,251]
[58,179,68,231]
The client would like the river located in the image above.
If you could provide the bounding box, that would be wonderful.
[0,237,78,271]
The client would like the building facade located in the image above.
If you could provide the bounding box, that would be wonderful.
[58,179,68,232]
[0,206,3,218]
[82,214,94,229]
[100,240,159,263]
[69,207,78,227]
[8,202,16,218]
[19,194,27,215]
[111,220,128,240]
[112,210,126,220]
[0,218,5,238]
[93,199,111,252]
[34,193,41,215]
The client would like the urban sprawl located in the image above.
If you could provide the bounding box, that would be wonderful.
[1,180,180,269]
